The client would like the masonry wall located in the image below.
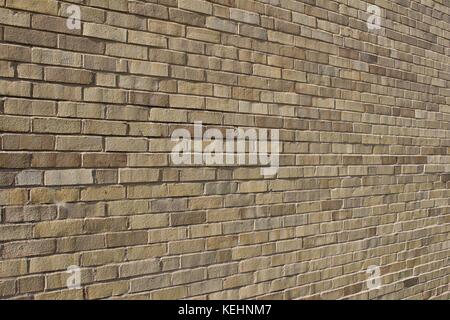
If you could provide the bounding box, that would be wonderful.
[0,0,449,300]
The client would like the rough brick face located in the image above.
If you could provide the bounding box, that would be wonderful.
[0,0,449,301]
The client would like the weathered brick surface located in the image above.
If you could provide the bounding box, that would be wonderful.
[0,0,449,300]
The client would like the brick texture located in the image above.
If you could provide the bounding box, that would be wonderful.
[0,0,449,300]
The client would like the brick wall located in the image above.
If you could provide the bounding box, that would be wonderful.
[0,0,449,299]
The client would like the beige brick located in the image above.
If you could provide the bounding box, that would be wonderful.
[129,1,168,19]
[0,7,30,27]
[0,115,30,132]
[0,153,31,169]
[81,186,125,201]
[31,14,80,35]
[94,266,117,282]
[57,102,103,119]
[45,268,94,290]
[17,63,43,80]
[58,34,105,54]
[106,43,148,60]
[129,213,168,230]
[127,244,167,260]
[189,197,223,210]
[82,153,127,168]
[178,0,212,14]
[206,17,237,33]
[3,98,55,116]
[118,75,158,91]
[0,225,33,241]
[106,106,148,121]
[29,187,78,205]
[15,170,42,186]
[170,6,209,26]
[105,137,147,152]
[32,48,82,67]
[83,23,127,42]
[86,281,128,299]
[187,27,221,43]
[130,274,170,293]
[129,61,169,77]
[0,43,31,62]
[2,239,55,259]
[148,19,185,36]
[0,280,16,297]
[106,231,147,248]
[171,211,206,227]
[167,183,204,197]
[33,83,82,101]
[120,259,160,278]
[108,200,150,216]
[83,119,126,136]
[239,24,267,40]
[44,67,93,84]
[0,172,15,187]
[151,286,188,299]
[84,87,127,104]
[149,108,188,122]
[0,260,28,277]
[118,181,154,200]
[35,220,83,237]
[128,123,166,137]
[35,289,83,300]
[6,0,58,14]
[33,118,81,134]
[45,169,93,186]
[56,136,103,151]
[253,64,281,78]
[30,254,78,273]
[190,279,222,295]
[3,134,54,151]
[32,153,81,168]
[87,0,128,11]
[0,60,14,77]
[150,199,185,213]
[83,54,127,72]
[119,168,160,183]
[96,72,117,87]
[76,217,123,234]
[0,80,31,96]
[169,239,205,254]
[0,0,448,302]
[59,203,106,219]
[95,168,118,184]
[208,235,238,250]
[81,248,125,267]
[230,8,259,25]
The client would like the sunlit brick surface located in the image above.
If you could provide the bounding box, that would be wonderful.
[0,0,449,299]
